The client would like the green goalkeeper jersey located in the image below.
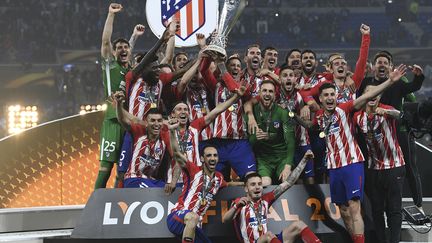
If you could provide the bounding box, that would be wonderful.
[246,103,295,164]
[101,57,130,120]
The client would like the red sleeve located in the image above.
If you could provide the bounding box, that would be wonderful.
[160,72,175,86]
[221,72,240,92]
[353,111,361,127]
[352,34,370,89]
[200,57,218,92]
[379,103,395,111]
[185,160,200,174]
[219,173,227,188]
[125,71,135,98]
[171,82,183,100]
[338,100,355,114]
[263,192,276,206]
[190,116,207,132]
[160,127,172,156]
[322,72,334,81]
[300,80,332,103]
[130,122,146,138]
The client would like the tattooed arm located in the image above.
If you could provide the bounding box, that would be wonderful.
[272,150,314,200]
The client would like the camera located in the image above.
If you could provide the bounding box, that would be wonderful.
[402,98,432,133]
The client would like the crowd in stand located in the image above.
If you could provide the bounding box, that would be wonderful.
[1,0,431,63]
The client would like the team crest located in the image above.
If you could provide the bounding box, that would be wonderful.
[146,0,219,47]
[273,121,280,128]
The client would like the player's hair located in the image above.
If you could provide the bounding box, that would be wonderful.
[262,46,278,58]
[146,108,162,118]
[301,49,316,59]
[244,43,261,56]
[244,172,262,184]
[159,63,174,72]
[112,38,130,50]
[173,52,188,66]
[226,56,242,66]
[319,82,336,95]
[279,64,294,75]
[373,51,393,65]
[285,49,301,62]
[200,144,218,156]
[170,101,188,113]
[259,79,276,89]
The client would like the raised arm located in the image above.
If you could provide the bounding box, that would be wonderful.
[176,52,204,95]
[375,107,401,120]
[204,85,246,126]
[217,61,241,92]
[133,20,178,77]
[160,29,176,64]
[101,3,122,59]
[399,65,425,96]
[351,24,371,88]
[112,91,144,130]
[272,150,314,199]
[353,64,407,110]
[128,24,145,53]
[168,119,188,168]
[222,197,249,223]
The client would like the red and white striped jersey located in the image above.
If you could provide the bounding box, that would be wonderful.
[299,73,329,89]
[354,104,405,170]
[314,101,364,169]
[171,80,213,141]
[232,192,276,243]
[278,90,310,146]
[184,86,213,141]
[125,123,170,179]
[171,162,226,226]
[125,72,173,119]
[166,117,207,183]
[241,72,263,98]
[335,84,356,104]
[213,82,246,139]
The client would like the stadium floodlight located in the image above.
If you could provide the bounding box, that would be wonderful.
[79,104,107,115]
[7,105,38,134]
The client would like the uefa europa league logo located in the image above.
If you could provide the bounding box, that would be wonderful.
[204,0,246,58]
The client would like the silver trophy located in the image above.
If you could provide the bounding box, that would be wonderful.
[204,0,246,58]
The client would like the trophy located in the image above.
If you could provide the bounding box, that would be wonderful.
[204,0,246,58]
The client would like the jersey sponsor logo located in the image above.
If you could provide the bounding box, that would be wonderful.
[248,217,267,226]
[139,155,160,168]
[146,0,218,47]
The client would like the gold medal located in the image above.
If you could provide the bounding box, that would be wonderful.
[258,224,263,232]
[150,103,157,108]
[228,106,235,112]
[367,132,373,139]
[319,131,326,138]
[201,107,207,114]
[288,111,294,118]
[201,198,206,206]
